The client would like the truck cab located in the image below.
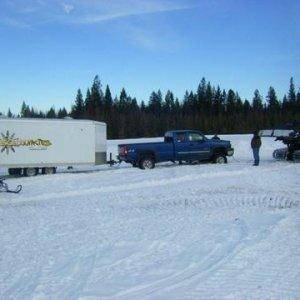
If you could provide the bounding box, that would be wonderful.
[118,130,234,169]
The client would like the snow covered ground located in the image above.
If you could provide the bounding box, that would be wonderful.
[0,135,299,299]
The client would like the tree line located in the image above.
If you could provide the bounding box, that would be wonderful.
[6,76,300,139]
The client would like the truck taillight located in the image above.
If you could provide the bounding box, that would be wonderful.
[119,146,128,155]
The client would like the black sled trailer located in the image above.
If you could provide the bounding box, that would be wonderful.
[259,121,300,162]
[0,177,22,194]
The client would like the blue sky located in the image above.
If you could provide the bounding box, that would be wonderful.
[0,0,299,114]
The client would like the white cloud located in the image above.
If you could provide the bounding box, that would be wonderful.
[1,0,199,51]
[0,17,31,29]
[2,0,198,25]
[75,1,197,24]
[62,3,74,14]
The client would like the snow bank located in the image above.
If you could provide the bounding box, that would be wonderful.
[0,135,299,299]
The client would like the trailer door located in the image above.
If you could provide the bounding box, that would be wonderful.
[95,123,107,165]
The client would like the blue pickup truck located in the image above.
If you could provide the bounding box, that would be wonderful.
[118,130,234,169]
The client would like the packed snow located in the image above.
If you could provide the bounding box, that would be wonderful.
[0,135,299,299]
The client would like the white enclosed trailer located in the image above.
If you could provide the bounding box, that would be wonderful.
[0,118,107,176]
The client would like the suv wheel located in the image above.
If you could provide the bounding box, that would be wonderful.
[139,157,155,170]
[214,154,227,164]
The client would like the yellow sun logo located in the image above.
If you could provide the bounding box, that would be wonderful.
[0,131,16,155]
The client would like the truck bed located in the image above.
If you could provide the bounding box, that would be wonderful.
[118,141,174,163]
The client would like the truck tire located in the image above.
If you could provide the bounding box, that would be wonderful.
[24,167,39,177]
[139,157,155,170]
[42,167,56,175]
[8,168,22,176]
[213,154,227,164]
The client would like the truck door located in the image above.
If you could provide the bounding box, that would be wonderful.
[187,132,211,161]
[174,132,190,161]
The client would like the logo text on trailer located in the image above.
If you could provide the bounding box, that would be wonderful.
[0,131,52,155]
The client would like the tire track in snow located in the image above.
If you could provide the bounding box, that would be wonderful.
[110,215,286,299]
[108,219,249,299]
[0,164,293,206]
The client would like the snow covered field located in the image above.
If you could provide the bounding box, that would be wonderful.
[0,135,299,299]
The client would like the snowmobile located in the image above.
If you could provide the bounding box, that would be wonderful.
[259,121,300,161]
[0,177,22,194]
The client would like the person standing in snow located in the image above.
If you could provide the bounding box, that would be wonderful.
[251,130,262,166]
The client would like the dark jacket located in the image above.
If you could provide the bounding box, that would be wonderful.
[251,135,261,149]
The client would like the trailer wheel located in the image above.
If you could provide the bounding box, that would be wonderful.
[42,167,56,175]
[139,157,155,170]
[8,168,22,176]
[213,154,227,164]
[24,168,39,177]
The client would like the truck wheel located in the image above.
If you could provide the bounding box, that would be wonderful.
[8,168,22,176]
[24,168,39,177]
[214,154,227,164]
[42,167,56,175]
[139,157,155,170]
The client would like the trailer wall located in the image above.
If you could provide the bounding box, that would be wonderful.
[0,119,106,168]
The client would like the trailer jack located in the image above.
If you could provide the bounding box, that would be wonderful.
[107,153,121,167]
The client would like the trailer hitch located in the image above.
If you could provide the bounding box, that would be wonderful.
[107,153,121,167]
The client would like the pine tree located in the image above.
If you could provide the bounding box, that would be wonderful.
[30,107,36,118]
[205,82,213,115]
[288,77,296,103]
[46,107,56,118]
[163,90,174,114]
[252,90,263,112]
[90,75,103,120]
[20,101,31,118]
[197,77,206,113]
[84,89,92,119]
[297,90,300,111]
[7,108,13,118]
[226,90,236,114]
[235,93,243,114]
[243,100,251,115]
[71,89,85,119]
[266,87,280,113]
[282,95,288,112]
[148,91,162,115]
[58,108,68,118]
[287,77,297,114]
[266,86,280,127]
[212,86,222,116]
[104,85,113,112]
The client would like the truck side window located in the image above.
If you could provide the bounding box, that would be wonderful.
[164,136,173,143]
[189,133,204,142]
[176,133,186,143]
